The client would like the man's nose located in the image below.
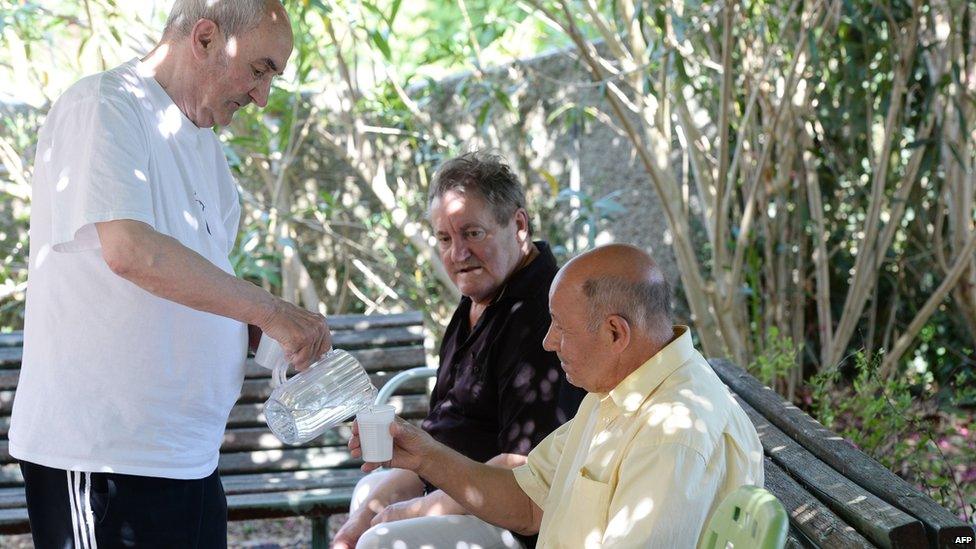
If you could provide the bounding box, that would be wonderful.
[450,240,471,262]
[542,326,556,351]
[249,79,272,108]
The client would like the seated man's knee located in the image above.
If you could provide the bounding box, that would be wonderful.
[350,469,396,513]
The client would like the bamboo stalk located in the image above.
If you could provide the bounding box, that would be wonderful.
[881,229,976,375]
[723,0,827,313]
[581,0,633,67]
[828,1,922,368]
[802,126,833,367]
[713,0,735,283]
[673,100,717,241]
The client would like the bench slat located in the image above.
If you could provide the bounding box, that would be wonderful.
[0,486,366,534]
[0,488,22,509]
[237,372,429,404]
[323,327,424,350]
[221,468,365,495]
[710,358,975,547]
[226,394,428,429]
[245,346,426,379]
[0,469,367,510]
[0,326,424,370]
[226,487,355,521]
[0,348,429,414]
[0,372,15,391]
[0,349,18,369]
[0,391,11,416]
[325,312,423,331]
[222,426,354,452]
[0,394,428,464]
[0,334,21,349]
[0,313,423,350]
[218,447,358,475]
[785,525,821,549]
[0,394,428,441]
[221,418,422,453]
[0,507,27,535]
[764,457,876,548]
[735,394,925,548]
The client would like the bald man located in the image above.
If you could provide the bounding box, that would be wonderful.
[347,244,764,547]
[11,1,331,546]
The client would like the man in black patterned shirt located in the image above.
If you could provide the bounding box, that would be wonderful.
[334,151,584,549]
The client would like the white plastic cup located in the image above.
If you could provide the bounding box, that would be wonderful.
[357,405,396,462]
[254,333,287,369]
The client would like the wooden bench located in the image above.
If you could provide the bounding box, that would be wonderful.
[1,317,973,548]
[709,359,975,549]
[0,311,430,548]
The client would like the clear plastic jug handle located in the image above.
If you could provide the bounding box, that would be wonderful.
[271,346,336,388]
[272,361,289,388]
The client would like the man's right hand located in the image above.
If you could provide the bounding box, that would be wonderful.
[258,298,332,371]
[349,417,438,475]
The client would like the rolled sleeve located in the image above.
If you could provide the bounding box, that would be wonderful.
[511,418,574,510]
[513,463,549,509]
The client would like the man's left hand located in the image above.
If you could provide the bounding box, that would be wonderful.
[370,496,429,526]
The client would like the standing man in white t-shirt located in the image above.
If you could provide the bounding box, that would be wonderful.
[9,1,330,547]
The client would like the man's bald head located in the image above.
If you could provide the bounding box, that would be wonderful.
[558,244,672,342]
[164,0,289,39]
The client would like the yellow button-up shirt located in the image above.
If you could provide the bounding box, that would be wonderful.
[513,327,763,548]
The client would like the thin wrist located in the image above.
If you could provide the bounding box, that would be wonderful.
[249,290,279,328]
[415,442,446,482]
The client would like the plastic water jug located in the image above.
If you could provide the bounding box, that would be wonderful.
[254,335,377,445]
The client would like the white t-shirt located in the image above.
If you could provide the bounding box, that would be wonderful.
[9,59,248,480]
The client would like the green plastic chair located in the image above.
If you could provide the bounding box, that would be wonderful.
[698,485,789,549]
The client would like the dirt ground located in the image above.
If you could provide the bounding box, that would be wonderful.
[0,514,348,548]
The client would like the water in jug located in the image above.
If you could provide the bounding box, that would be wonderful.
[254,335,377,445]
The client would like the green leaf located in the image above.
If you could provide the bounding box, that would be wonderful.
[476,101,491,130]
[538,170,560,197]
[369,30,392,61]
[546,103,576,125]
[493,88,514,113]
[389,0,403,25]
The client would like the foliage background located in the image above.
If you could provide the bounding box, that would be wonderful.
[0,0,973,522]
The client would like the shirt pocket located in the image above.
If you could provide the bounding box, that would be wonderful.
[557,472,611,548]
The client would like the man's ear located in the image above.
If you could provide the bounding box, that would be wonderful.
[605,314,631,353]
[514,208,530,242]
[189,18,221,61]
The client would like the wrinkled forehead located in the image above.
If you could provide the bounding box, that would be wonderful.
[430,189,493,223]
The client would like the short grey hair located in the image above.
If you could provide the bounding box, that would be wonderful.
[581,276,673,336]
[428,151,532,234]
[164,0,274,37]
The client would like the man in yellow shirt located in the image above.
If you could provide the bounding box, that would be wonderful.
[349,244,764,547]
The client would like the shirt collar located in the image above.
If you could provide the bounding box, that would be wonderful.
[608,326,695,413]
